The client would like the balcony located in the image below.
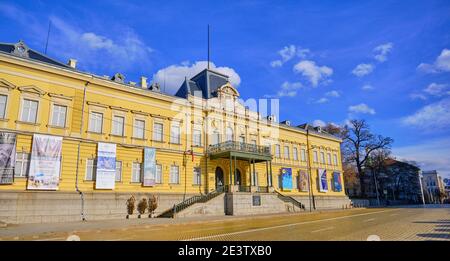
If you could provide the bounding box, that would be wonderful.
[207,141,272,162]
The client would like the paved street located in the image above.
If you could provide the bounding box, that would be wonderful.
[1,207,449,241]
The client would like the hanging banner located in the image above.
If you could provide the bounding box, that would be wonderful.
[95,142,116,189]
[281,167,292,191]
[333,172,342,192]
[298,170,309,192]
[318,168,328,192]
[143,147,156,187]
[0,132,16,184]
[27,134,62,190]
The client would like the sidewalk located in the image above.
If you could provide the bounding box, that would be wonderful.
[0,208,360,239]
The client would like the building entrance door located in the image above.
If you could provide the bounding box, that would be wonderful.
[215,167,224,189]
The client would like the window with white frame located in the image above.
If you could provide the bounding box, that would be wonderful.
[170,164,180,184]
[153,122,163,141]
[133,119,145,139]
[193,167,201,185]
[239,136,245,143]
[14,152,30,177]
[320,152,325,163]
[333,154,338,166]
[88,112,103,133]
[0,95,7,119]
[21,99,38,123]
[131,162,142,183]
[170,123,181,144]
[275,144,281,158]
[313,151,318,163]
[193,129,201,146]
[301,149,306,161]
[211,130,220,145]
[284,145,290,159]
[51,104,67,127]
[327,153,332,165]
[155,164,162,183]
[85,158,96,181]
[226,127,233,141]
[112,115,125,136]
[293,147,298,161]
[115,161,122,182]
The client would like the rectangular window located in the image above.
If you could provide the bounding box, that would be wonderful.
[327,153,332,165]
[131,162,142,183]
[284,146,290,159]
[21,99,38,123]
[320,152,325,163]
[88,112,103,133]
[301,149,306,161]
[115,161,122,182]
[313,151,318,163]
[193,167,201,185]
[193,129,202,146]
[14,152,29,177]
[155,164,162,184]
[85,159,96,181]
[0,95,7,119]
[251,139,257,146]
[51,104,67,127]
[275,144,281,158]
[170,124,181,144]
[133,119,145,139]
[333,154,338,166]
[170,165,180,184]
[239,136,245,143]
[293,147,298,161]
[153,122,163,142]
[112,115,125,136]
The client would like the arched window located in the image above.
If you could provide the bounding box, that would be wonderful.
[226,127,234,141]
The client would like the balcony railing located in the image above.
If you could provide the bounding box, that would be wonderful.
[208,141,271,156]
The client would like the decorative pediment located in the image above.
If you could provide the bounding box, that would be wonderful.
[0,78,16,90]
[217,82,239,97]
[18,85,46,96]
[48,92,73,101]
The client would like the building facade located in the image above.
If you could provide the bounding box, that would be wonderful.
[0,41,349,224]
[422,170,447,204]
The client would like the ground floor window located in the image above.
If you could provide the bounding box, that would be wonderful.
[115,161,122,182]
[193,167,201,185]
[155,164,162,184]
[131,162,142,183]
[14,152,30,178]
[85,158,96,181]
[170,165,179,184]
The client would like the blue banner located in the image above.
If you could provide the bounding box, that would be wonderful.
[281,168,292,191]
[143,147,156,186]
[333,172,342,192]
[318,168,328,192]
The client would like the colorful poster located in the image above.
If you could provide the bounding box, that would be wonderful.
[0,132,16,184]
[143,147,156,187]
[27,134,62,190]
[298,170,309,192]
[333,172,342,192]
[281,167,292,190]
[318,168,328,192]
[95,142,116,189]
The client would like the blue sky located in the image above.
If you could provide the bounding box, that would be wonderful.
[1,0,450,179]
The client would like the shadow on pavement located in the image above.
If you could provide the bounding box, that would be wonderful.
[414,219,450,240]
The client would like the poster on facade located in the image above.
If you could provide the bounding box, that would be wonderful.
[318,168,328,192]
[0,132,16,184]
[27,134,62,190]
[95,142,116,189]
[281,167,292,191]
[333,172,342,192]
[298,170,309,192]
[143,147,156,187]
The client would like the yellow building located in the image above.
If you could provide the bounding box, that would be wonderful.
[0,41,350,223]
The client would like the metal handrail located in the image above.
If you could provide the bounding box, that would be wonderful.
[208,141,271,156]
[275,190,305,210]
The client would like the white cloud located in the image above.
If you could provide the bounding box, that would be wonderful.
[402,98,450,129]
[409,93,427,101]
[423,83,448,96]
[393,137,450,179]
[373,42,393,63]
[270,45,310,67]
[152,61,241,95]
[325,90,340,98]
[312,119,326,127]
[361,84,374,91]
[417,48,450,73]
[315,97,329,104]
[264,81,303,98]
[348,103,376,115]
[293,60,333,86]
[351,63,374,77]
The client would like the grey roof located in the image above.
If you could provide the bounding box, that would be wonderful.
[174,68,229,99]
[0,41,70,68]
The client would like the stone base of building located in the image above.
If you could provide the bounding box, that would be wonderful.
[0,190,197,224]
[291,195,352,210]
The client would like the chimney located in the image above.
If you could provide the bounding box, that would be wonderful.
[67,59,77,69]
[140,76,147,89]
